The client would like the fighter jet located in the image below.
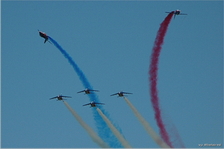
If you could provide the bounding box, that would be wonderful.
[50,95,71,101]
[83,101,105,107]
[110,91,133,97]
[38,30,51,43]
[166,9,187,19]
[77,88,99,94]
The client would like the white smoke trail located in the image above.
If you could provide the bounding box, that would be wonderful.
[63,101,109,148]
[96,108,132,148]
[123,97,169,148]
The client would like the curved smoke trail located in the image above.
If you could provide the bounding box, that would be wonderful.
[149,12,185,148]
[63,101,109,148]
[149,12,174,147]
[48,36,123,148]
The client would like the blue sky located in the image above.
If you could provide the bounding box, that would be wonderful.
[2,1,223,148]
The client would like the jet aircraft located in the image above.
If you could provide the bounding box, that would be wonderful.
[110,91,132,97]
[83,101,105,107]
[50,95,71,101]
[166,9,187,19]
[38,30,51,43]
[77,88,99,94]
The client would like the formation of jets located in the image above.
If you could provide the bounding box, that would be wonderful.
[166,9,187,19]
[49,89,132,107]
[43,9,186,107]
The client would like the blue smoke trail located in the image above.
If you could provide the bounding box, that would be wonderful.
[48,36,123,148]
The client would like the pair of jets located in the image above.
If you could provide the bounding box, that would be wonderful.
[77,88,133,97]
[49,89,99,101]
[38,10,187,43]
[84,89,132,107]
[49,95,102,107]
[50,89,132,107]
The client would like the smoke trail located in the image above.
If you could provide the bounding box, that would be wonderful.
[63,101,109,148]
[96,108,132,148]
[123,97,169,148]
[48,36,122,147]
[149,12,174,148]
[161,112,186,148]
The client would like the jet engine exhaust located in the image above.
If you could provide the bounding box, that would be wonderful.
[149,12,174,148]
[96,108,132,148]
[149,12,185,148]
[63,101,109,148]
[123,97,169,148]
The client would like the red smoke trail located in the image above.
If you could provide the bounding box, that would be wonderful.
[149,12,174,148]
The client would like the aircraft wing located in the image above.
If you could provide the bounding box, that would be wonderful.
[61,96,72,98]
[165,11,175,14]
[50,96,57,99]
[110,93,118,96]
[83,103,91,106]
[123,92,133,94]
[95,102,105,105]
[77,90,85,93]
[180,13,187,15]
[90,89,99,92]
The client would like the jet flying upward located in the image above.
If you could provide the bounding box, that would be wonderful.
[38,30,51,43]
[77,88,99,94]
[50,95,72,101]
[83,101,105,107]
[110,91,132,97]
[166,9,187,19]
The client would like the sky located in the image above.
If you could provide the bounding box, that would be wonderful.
[1,1,223,148]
